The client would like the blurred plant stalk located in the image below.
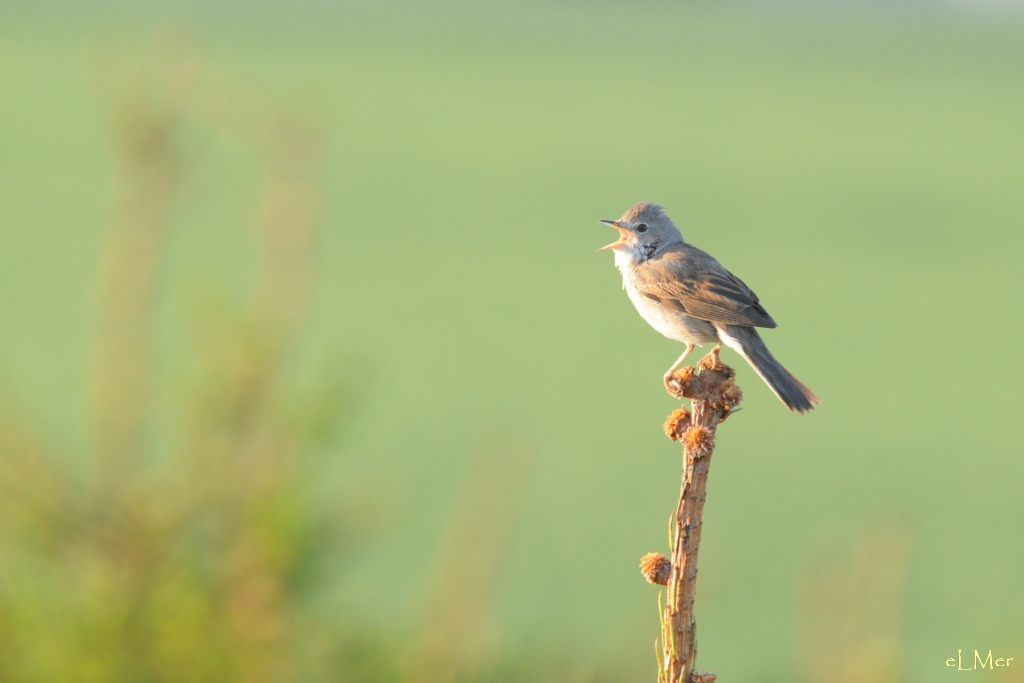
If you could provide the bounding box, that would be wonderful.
[92,90,179,483]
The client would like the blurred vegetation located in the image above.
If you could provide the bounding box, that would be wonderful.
[0,38,366,682]
[1,3,1024,682]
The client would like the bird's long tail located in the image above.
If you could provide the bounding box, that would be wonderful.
[715,324,820,413]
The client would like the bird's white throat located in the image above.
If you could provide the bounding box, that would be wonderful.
[612,242,649,286]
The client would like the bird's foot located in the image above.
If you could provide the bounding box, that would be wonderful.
[697,345,729,375]
[664,366,696,400]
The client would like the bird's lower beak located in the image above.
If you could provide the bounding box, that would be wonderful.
[598,220,630,252]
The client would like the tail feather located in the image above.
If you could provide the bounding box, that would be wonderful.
[716,325,820,414]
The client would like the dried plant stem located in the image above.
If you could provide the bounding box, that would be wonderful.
[646,347,743,683]
[664,402,714,683]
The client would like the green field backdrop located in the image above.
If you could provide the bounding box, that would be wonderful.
[1,2,1023,682]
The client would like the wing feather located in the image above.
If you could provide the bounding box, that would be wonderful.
[632,245,777,328]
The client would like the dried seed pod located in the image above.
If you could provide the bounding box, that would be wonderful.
[682,425,714,457]
[717,379,743,408]
[639,552,672,586]
[663,407,692,442]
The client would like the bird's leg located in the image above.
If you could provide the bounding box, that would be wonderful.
[663,343,696,385]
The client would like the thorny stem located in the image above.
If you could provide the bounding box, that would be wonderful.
[644,347,743,683]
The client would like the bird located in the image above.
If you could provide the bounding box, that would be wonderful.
[598,202,819,413]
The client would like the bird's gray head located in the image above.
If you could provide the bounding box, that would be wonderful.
[598,202,683,263]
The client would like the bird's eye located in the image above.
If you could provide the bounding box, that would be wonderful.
[636,223,649,233]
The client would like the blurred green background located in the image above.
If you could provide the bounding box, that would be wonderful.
[1,2,1023,682]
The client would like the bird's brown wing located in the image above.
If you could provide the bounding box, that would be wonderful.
[632,245,778,328]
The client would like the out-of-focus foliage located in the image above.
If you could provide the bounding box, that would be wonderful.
[0,41,371,683]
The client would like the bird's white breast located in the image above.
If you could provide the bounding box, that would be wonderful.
[615,249,719,346]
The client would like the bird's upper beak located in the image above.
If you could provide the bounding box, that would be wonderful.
[597,220,631,252]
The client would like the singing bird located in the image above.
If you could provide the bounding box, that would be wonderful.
[599,202,819,413]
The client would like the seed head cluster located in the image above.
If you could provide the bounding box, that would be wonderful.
[665,348,743,423]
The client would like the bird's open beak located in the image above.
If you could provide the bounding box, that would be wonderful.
[597,220,630,252]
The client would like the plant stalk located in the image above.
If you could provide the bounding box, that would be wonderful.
[647,347,742,683]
